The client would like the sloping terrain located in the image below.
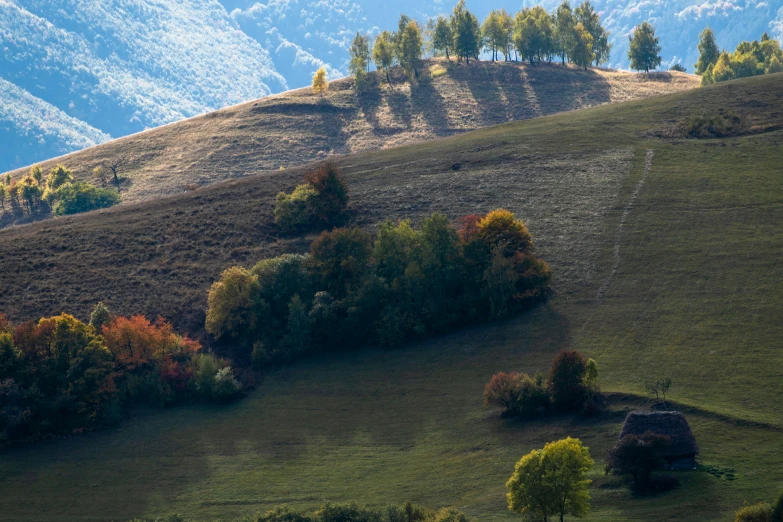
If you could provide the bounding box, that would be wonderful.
[3,61,698,207]
[0,74,782,522]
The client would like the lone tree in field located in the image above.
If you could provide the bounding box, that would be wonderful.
[628,22,662,73]
[103,155,130,192]
[373,31,396,85]
[694,27,720,75]
[507,437,594,522]
[312,67,329,97]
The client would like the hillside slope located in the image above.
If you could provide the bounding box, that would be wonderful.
[0,74,781,522]
[3,62,698,207]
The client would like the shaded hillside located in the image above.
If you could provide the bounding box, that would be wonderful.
[0,74,782,522]
[3,61,698,208]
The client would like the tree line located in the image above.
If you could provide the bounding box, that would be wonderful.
[0,164,120,219]
[0,305,241,446]
[345,0,615,90]
[695,28,783,85]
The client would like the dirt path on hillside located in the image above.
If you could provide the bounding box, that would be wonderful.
[596,149,654,302]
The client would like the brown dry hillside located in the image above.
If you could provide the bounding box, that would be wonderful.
[0,74,776,339]
[4,60,697,206]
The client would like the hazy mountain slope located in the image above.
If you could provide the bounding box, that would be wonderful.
[0,0,286,171]
[0,76,110,168]
[3,61,698,208]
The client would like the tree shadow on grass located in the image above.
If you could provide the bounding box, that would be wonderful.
[409,77,452,137]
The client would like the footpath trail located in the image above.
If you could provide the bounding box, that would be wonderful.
[596,148,654,302]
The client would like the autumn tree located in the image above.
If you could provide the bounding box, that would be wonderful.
[451,0,482,64]
[484,371,524,414]
[19,176,43,213]
[548,350,588,411]
[432,16,454,60]
[574,0,611,65]
[629,21,662,73]
[483,10,510,62]
[695,27,720,75]
[205,266,264,344]
[312,67,329,97]
[398,20,424,79]
[0,184,6,212]
[507,437,594,522]
[554,1,576,66]
[30,165,43,185]
[373,31,396,85]
[571,22,594,70]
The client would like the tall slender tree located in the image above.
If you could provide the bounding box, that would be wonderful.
[373,31,397,85]
[451,0,482,64]
[695,27,720,75]
[349,32,371,90]
[398,20,424,79]
[554,1,576,66]
[432,15,454,60]
[571,22,594,70]
[574,1,611,65]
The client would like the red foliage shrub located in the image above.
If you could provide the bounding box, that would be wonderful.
[484,371,523,413]
[457,214,482,242]
[102,315,201,371]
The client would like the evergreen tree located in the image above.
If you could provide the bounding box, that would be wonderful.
[451,0,482,64]
[695,28,720,75]
[628,21,662,73]
[349,32,371,89]
[373,31,397,85]
[554,1,576,66]
[432,15,454,60]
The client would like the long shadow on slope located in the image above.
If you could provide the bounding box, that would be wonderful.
[526,64,611,116]
[409,77,452,137]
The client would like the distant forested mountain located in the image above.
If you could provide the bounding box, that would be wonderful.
[1,0,781,173]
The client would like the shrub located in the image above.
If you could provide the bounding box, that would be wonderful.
[258,505,313,522]
[274,184,318,232]
[735,503,773,522]
[211,367,243,402]
[305,162,349,226]
[484,371,524,414]
[309,227,373,298]
[432,508,468,522]
[476,209,533,256]
[547,350,588,411]
[52,182,121,216]
[605,432,672,492]
[274,162,349,232]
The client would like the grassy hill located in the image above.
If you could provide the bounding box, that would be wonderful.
[0,74,781,522]
[2,61,697,209]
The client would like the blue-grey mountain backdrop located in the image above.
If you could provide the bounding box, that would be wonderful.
[1,0,781,173]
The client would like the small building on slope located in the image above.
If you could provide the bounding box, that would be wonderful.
[619,411,699,470]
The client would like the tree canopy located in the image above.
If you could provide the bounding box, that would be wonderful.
[628,22,662,73]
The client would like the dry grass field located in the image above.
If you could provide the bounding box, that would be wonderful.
[0,74,781,522]
[3,61,697,208]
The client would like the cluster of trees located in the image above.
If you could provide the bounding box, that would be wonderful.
[347,0,613,89]
[695,29,783,85]
[274,163,349,232]
[129,502,470,522]
[506,437,594,522]
[734,493,783,522]
[0,164,120,218]
[484,350,602,419]
[0,305,241,446]
[207,209,551,367]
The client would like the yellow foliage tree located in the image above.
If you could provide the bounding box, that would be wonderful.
[312,67,329,97]
[507,437,594,522]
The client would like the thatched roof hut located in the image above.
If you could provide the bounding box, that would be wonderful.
[619,411,699,469]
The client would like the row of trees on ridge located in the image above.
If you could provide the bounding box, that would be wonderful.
[695,29,783,85]
[347,0,615,89]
